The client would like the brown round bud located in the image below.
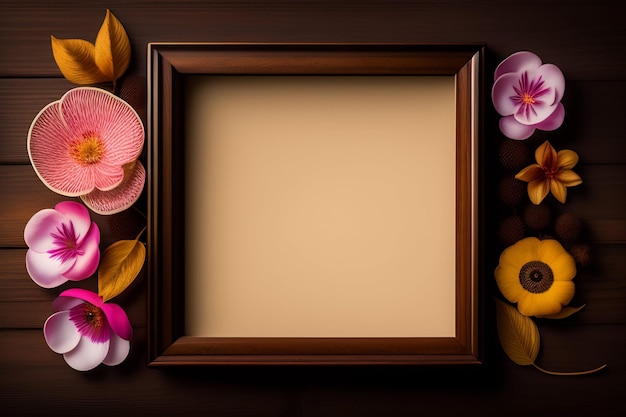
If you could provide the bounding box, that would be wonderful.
[498,175,526,206]
[569,243,592,266]
[118,75,147,123]
[523,204,551,231]
[555,213,583,244]
[498,216,526,246]
[498,139,531,171]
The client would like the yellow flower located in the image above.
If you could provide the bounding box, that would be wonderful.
[495,237,576,317]
[515,141,582,204]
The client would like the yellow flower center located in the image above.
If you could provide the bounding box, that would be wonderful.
[70,133,104,165]
[519,261,554,293]
[522,92,535,105]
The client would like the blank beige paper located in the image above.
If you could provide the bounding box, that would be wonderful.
[184,75,457,337]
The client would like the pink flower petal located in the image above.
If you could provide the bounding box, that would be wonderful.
[57,288,104,308]
[492,72,521,116]
[23,208,67,252]
[53,201,94,241]
[63,336,110,371]
[102,333,130,366]
[100,303,133,340]
[499,115,536,140]
[536,63,565,104]
[43,310,81,354]
[93,163,125,191]
[62,222,100,281]
[25,249,71,288]
[60,88,144,166]
[494,51,542,80]
[28,101,85,196]
[533,103,565,131]
[53,295,87,312]
[81,160,146,215]
[27,87,144,197]
[513,100,559,126]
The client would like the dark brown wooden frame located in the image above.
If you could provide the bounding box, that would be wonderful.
[147,43,483,366]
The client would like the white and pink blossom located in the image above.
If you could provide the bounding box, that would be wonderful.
[492,51,565,140]
[44,288,132,371]
[24,201,100,288]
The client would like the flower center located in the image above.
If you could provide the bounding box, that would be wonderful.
[522,92,535,105]
[69,302,110,344]
[70,133,104,165]
[47,221,84,264]
[519,261,554,294]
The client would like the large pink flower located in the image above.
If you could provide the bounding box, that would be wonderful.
[44,288,132,371]
[24,201,100,288]
[492,51,565,140]
[27,87,144,214]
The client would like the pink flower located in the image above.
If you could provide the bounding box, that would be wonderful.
[24,201,100,288]
[492,51,565,140]
[27,87,145,214]
[44,288,132,371]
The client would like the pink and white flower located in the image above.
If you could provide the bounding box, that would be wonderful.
[27,87,145,214]
[492,51,565,140]
[44,288,132,371]
[24,201,100,288]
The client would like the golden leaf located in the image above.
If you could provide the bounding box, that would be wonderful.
[94,9,131,83]
[495,298,540,366]
[542,304,586,319]
[98,229,146,302]
[50,36,108,85]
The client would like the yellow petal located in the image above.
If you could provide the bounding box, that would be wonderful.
[515,164,543,183]
[495,299,540,365]
[550,179,568,203]
[543,281,576,308]
[557,149,579,169]
[550,254,577,282]
[527,179,550,205]
[509,236,541,261]
[94,9,131,82]
[535,141,556,168]
[517,290,563,317]
[556,169,583,187]
[98,229,146,302]
[537,239,577,281]
[495,264,525,303]
[50,36,108,85]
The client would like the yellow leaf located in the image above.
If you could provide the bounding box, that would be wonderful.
[50,36,108,85]
[98,229,146,302]
[495,298,540,366]
[542,304,586,319]
[94,9,131,83]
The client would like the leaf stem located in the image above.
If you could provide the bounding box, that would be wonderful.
[532,362,607,376]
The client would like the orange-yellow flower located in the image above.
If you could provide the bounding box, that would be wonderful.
[495,237,576,317]
[515,140,582,204]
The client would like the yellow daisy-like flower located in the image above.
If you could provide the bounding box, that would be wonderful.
[495,237,576,317]
[515,140,582,204]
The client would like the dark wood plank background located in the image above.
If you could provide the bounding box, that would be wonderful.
[1,1,624,416]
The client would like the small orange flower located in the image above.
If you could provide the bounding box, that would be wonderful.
[515,141,582,204]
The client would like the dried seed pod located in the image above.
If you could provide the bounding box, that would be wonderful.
[498,139,531,171]
[555,212,583,244]
[498,175,526,206]
[523,204,551,231]
[498,216,526,246]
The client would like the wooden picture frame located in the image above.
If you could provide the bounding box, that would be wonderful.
[147,43,483,365]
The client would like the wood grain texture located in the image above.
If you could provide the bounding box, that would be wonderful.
[1,1,625,80]
[1,1,625,416]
